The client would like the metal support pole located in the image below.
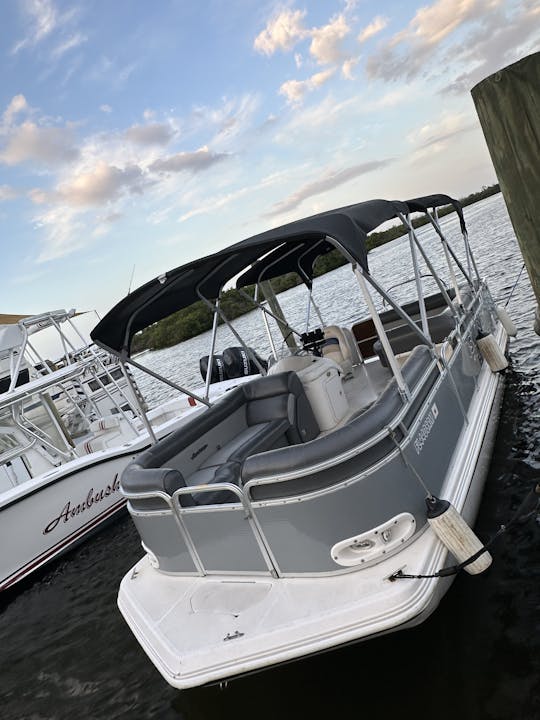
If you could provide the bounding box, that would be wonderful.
[354,269,410,400]
[428,212,473,294]
[125,356,212,408]
[236,287,302,343]
[8,327,28,392]
[120,360,157,443]
[204,297,221,400]
[309,294,325,325]
[397,214,459,322]
[407,214,430,340]
[362,272,433,346]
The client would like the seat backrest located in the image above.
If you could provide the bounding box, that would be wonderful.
[243,371,319,443]
[322,325,353,376]
[340,326,363,366]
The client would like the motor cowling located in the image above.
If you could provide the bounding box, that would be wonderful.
[222,346,267,379]
[199,354,227,383]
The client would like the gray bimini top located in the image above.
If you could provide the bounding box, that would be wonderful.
[91,195,464,357]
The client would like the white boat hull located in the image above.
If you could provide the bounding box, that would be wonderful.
[0,448,143,591]
[117,327,506,689]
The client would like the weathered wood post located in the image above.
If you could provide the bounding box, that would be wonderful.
[471,52,540,334]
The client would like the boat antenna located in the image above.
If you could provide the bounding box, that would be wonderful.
[127,264,136,295]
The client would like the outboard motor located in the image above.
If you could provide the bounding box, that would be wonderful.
[199,354,227,384]
[222,347,267,379]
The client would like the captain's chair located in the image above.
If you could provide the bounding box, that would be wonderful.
[322,325,362,376]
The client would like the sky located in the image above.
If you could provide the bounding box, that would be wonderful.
[1,0,539,322]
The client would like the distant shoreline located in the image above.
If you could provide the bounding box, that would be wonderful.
[131,184,500,354]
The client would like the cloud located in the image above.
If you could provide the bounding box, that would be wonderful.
[366,88,409,110]
[92,210,124,237]
[100,211,123,223]
[2,95,30,126]
[149,146,229,174]
[32,159,147,262]
[178,169,289,223]
[11,268,49,286]
[358,15,388,43]
[124,123,175,146]
[255,9,357,91]
[441,2,540,93]
[0,122,79,166]
[31,161,146,261]
[179,187,251,222]
[12,0,58,53]
[12,0,81,57]
[275,88,409,145]
[276,94,355,138]
[28,188,50,204]
[309,13,350,65]
[34,204,87,262]
[365,0,492,82]
[279,69,336,105]
[341,57,359,79]
[100,104,112,113]
[18,93,256,265]
[253,9,308,55]
[265,158,394,216]
[57,161,145,206]
[406,111,478,162]
[51,32,87,58]
[0,185,18,202]
[87,56,138,89]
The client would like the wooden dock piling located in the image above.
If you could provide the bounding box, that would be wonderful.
[471,52,540,334]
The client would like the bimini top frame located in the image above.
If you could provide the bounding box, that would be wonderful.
[91,193,475,406]
[91,199,414,357]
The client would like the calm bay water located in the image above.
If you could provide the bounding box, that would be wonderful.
[1,194,539,720]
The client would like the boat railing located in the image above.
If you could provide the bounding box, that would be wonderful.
[11,401,76,462]
[124,349,441,512]
[123,481,277,576]
[382,274,449,308]
[121,348,442,576]
[0,433,37,466]
[243,353,440,492]
[119,285,494,576]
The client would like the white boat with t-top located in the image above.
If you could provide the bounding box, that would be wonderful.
[0,309,238,592]
[91,194,514,689]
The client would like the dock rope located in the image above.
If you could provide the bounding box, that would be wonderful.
[498,262,526,308]
[389,481,540,581]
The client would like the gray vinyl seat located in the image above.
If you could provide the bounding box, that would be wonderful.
[242,345,437,500]
[122,371,319,509]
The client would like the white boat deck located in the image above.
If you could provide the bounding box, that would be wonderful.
[118,526,447,689]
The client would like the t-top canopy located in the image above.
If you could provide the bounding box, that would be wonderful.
[91,196,464,357]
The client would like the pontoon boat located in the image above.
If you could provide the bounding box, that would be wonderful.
[91,195,511,688]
